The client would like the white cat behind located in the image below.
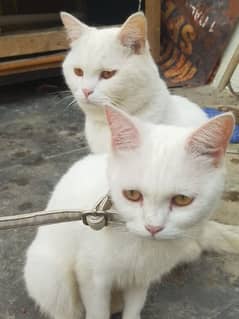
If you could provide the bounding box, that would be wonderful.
[61,12,207,153]
[24,107,236,319]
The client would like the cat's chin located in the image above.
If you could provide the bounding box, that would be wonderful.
[78,99,105,110]
[127,229,162,240]
[78,98,96,106]
[128,228,182,241]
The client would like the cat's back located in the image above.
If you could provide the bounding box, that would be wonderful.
[165,95,208,127]
[47,153,108,211]
[32,154,108,251]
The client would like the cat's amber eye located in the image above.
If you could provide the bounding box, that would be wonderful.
[123,190,143,202]
[100,70,117,79]
[172,195,194,207]
[74,68,84,77]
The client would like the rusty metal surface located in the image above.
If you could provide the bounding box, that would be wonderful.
[159,0,239,87]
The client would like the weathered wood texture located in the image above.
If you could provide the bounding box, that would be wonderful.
[0,53,65,76]
[212,24,239,91]
[0,28,68,58]
[145,0,161,63]
[0,13,59,26]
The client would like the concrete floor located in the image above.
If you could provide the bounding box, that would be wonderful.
[0,78,239,319]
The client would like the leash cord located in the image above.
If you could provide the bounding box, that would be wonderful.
[0,195,124,231]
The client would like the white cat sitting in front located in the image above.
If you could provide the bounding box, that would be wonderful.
[24,106,238,319]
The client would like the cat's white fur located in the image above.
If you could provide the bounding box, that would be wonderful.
[61,12,207,153]
[24,108,238,319]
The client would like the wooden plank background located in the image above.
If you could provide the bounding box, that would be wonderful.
[0,28,68,58]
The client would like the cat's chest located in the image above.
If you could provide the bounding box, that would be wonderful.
[76,230,201,289]
[85,118,110,153]
[100,235,199,288]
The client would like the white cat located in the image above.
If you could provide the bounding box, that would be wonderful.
[61,11,207,153]
[24,107,238,319]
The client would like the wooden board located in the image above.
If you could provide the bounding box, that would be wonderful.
[212,23,239,91]
[0,28,68,58]
[0,53,66,76]
[145,0,161,63]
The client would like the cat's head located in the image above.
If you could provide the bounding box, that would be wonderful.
[61,12,160,114]
[105,106,235,240]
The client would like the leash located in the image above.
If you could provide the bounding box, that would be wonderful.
[0,194,124,231]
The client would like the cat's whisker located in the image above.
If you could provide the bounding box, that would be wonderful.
[49,92,75,107]
[107,96,122,104]
[48,90,72,97]
[64,98,78,111]
[108,96,124,105]
[110,227,128,232]
[58,90,72,94]
[175,231,199,241]
[98,92,124,106]
[58,93,72,99]
[109,222,128,232]
[112,228,129,234]
[55,95,75,106]
[108,220,127,227]
[60,93,74,100]
[95,99,111,105]
[110,100,130,111]
[50,90,73,100]
[110,101,125,110]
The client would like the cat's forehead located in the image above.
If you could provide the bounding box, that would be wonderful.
[145,124,190,151]
[110,127,209,194]
[112,124,191,173]
[69,27,127,68]
[108,121,225,202]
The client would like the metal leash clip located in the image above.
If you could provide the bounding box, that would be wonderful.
[0,194,123,231]
[81,195,113,231]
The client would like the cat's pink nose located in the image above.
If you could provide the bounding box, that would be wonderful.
[145,225,163,236]
[82,88,93,98]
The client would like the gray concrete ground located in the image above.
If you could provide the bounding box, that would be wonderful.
[0,79,239,319]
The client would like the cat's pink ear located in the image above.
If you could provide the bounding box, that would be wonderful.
[118,12,147,54]
[60,12,90,43]
[105,106,141,152]
[186,112,235,166]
